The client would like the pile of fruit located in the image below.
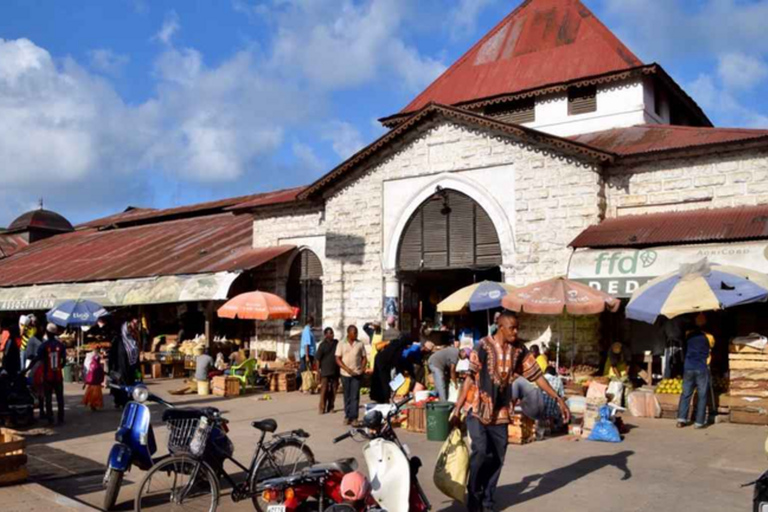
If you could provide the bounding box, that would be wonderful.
[655,378,683,395]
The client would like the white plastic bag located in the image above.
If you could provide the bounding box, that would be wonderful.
[448,383,459,403]
[607,380,624,407]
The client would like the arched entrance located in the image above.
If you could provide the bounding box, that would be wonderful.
[396,188,502,338]
[287,249,323,324]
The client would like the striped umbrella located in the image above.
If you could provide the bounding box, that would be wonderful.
[626,259,768,324]
[437,281,517,313]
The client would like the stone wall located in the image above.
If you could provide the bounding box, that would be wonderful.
[606,148,768,217]
[318,121,604,359]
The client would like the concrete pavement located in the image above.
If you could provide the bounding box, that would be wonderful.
[2,380,765,511]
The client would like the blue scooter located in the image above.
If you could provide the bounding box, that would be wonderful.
[103,382,175,511]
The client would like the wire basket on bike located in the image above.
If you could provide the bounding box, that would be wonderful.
[166,417,213,456]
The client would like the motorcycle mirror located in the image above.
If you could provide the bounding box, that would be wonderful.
[132,385,150,403]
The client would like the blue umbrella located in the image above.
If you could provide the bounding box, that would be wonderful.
[46,299,109,327]
[437,281,517,313]
[626,261,768,324]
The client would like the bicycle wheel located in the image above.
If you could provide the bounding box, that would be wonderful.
[135,455,219,512]
[250,439,315,511]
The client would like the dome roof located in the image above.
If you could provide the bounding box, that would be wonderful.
[7,209,74,234]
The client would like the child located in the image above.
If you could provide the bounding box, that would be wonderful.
[82,350,105,411]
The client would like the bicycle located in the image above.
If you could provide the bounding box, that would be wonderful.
[134,407,315,512]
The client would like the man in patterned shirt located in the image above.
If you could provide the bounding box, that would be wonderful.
[451,311,569,512]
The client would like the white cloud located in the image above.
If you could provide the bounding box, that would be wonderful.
[688,73,768,128]
[322,120,364,159]
[450,0,495,39]
[266,0,445,92]
[292,142,325,173]
[600,0,768,59]
[154,11,180,45]
[88,48,129,75]
[717,53,768,91]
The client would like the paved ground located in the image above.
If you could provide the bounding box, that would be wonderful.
[0,379,765,511]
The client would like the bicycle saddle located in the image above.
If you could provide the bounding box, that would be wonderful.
[251,418,278,433]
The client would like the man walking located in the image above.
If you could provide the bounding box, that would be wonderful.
[316,327,339,414]
[450,311,569,512]
[335,325,367,426]
[299,316,316,393]
[677,312,715,429]
[36,323,67,425]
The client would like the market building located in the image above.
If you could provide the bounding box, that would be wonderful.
[2,0,768,371]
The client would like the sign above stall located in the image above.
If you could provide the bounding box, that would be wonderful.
[568,241,768,298]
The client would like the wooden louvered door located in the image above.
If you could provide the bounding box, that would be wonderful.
[396,190,502,271]
[287,250,323,324]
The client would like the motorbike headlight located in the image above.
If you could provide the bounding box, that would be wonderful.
[132,386,150,403]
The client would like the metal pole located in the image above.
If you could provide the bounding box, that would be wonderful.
[570,315,576,369]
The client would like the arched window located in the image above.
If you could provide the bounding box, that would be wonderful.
[397,189,502,271]
[287,249,323,324]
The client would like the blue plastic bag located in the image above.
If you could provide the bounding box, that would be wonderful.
[587,405,622,443]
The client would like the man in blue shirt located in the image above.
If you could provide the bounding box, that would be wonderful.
[677,313,715,429]
[299,316,316,393]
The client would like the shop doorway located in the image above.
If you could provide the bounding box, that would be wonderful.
[396,188,503,340]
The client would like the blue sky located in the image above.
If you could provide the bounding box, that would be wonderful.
[1,0,767,226]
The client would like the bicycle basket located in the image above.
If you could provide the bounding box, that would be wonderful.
[166,417,213,456]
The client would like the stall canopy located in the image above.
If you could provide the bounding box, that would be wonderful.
[568,206,768,298]
[0,211,295,310]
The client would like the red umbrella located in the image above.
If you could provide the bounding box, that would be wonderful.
[501,277,619,315]
[217,291,295,320]
[501,277,619,369]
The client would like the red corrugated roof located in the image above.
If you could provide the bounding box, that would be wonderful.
[78,187,304,229]
[0,234,29,259]
[569,124,768,157]
[570,206,768,248]
[401,0,642,114]
[228,186,307,211]
[0,213,294,287]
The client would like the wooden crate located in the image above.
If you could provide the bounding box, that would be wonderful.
[269,372,297,392]
[0,428,27,485]
[729,347,768,397]
[508,415,535,445]
[406,405,426,433]
[212,376,241,397]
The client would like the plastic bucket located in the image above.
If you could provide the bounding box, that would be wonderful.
[426,401,453,441]
[198,380,210,396]
[62,364,74,383]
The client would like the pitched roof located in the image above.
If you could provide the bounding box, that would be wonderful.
[569,124,768,157]
[77,187,304,230]
[299,103,614,200]
[0,213,293,287]
[0,234,29,259]
[570,205,768,248]
[399,0,642,115]
[228,186,307,211]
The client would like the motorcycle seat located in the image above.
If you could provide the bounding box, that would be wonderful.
[162,407,220,422]
[251,419,278,433]
[307,458,358,474]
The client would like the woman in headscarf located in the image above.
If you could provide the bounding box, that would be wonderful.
[108,316,140,408]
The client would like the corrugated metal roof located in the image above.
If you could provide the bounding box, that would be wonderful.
[78,186,304,229]
[0,234,29,259]
[569,124,768,157]
[570,206,768,248]
[228,186,307,210]
[0,212,294,287]
[7,209,73,234]
[401,0,642,114]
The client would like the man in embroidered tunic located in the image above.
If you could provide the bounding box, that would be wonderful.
[451,311,570,512]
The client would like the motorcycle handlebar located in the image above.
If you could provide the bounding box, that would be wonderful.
[333,431,353,444]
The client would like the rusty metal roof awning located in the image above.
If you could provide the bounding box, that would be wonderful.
[570,206,768,249]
